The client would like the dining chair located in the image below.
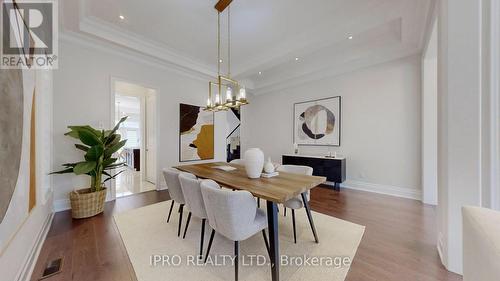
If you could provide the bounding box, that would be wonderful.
[178,172,208,258]
[162,168,189,237]
[200,179,270,281]
[277,165,316,244]
[230,158,264,207]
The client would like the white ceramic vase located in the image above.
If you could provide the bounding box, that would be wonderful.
[244,148,265,179]
[264,157,275,173]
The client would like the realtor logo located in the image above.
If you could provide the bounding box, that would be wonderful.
[1,0,58,69]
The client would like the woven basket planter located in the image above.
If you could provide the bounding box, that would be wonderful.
[69,188,107,219]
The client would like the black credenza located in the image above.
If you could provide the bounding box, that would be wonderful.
[282,154,346,191]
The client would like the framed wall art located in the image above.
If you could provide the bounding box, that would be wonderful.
[179,103,214,162]
[293,96,341,146]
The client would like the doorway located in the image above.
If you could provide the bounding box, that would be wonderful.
[112,80,157,198]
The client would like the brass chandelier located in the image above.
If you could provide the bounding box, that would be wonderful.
[204,0,248,112]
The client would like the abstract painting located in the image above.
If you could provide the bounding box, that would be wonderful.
[0,69,24,223]
[294,96,341,146]
[179,103,214,162]
[0,69,36,255]
[0,3,37,255]
[226,108,241,162]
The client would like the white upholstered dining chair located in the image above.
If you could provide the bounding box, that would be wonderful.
[162,168,189,237]
[277,164,317,244]
[200,179,270,281]
[178,172,208,258]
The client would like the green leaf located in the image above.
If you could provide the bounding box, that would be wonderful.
[75,144,90,152]
[68,125,102,137]
[103,170,125,183]
[74,161,96,175]
[49,168,74,175]
[78,129,102,146]
[104,140,127,158]
[85,145,104,161]
[108,116,128,137]
[104,162,126,170]
[64,130,80,139]
[102,157,118,167]
[105,134,121,147]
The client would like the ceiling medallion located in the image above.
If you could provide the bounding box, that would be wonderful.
[204,0,248,112]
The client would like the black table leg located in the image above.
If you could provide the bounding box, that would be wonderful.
[301,192,319,243]
[266,201,280,281]
[334,182,341,191]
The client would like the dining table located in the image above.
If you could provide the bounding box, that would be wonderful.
[174,162,326,281]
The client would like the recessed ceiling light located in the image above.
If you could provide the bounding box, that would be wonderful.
[295,57,299,61]
[219,59,223,63]
[348,35,353,40]
[258,71,262,75]
[119,15,125,20]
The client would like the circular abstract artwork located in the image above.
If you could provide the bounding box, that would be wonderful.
[299,105,335,140]
[294,97,341,146]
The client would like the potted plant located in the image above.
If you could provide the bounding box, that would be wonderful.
[52,117,128,219]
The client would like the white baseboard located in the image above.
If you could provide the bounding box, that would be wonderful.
[17,212,54,281]
[53,196,117,212]
[157,182,168,191]
[437,231,446,269]
[339,180,422,200]
[53,199,71,212]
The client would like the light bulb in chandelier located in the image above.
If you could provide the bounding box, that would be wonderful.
[215,94,220,105]
[239,87,246,100]
[226,87,233,101]
[207,97,211,107]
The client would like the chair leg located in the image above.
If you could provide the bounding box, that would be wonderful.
[178,204,184,237]
[284,207,287,217]
[204,229,216,263]
[183,212,192,239]
[262,230,271,258]
[199,219,206,259]
[301,193,319,243]
[292,209,297,244]
[234,241,239,281]
[167,201,174,223]
[257,198,260,208]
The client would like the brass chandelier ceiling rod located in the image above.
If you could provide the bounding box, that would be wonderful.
[205,0,248,112]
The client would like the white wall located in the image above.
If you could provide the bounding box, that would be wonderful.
[52,35,228,210]
[242,55,422,199]
[0,70,54,281]
[422,20,438,205]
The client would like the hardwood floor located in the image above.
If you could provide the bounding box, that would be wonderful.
[31,187,462,281]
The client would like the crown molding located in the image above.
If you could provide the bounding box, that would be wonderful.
[60,30,213,83]
[78,16,217,79]
[252,46,421,96]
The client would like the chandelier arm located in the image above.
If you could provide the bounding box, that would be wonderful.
[228,6,231,77]
[217,12,222,106]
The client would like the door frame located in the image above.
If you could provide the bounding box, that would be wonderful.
[490,0,500,210]
[109,76,160,201]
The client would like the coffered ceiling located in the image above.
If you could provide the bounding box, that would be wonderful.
[60,0,434,94]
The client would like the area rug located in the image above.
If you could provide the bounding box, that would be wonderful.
[114,201,365,281]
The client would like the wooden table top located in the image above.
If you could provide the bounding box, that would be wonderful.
[174,162,326,203]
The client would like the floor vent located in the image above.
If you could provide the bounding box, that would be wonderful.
[39,257,63,280]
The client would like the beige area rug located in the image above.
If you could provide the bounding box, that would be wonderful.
[114,201,365,281]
